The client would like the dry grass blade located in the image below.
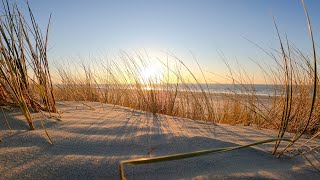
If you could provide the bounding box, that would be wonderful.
[276,0,317,157]
[301,152,320,174]
[119,138,291,180]
[1,106,11,131]
[0,0,57,130]
[39,110,54,144]
[272,18,292,154]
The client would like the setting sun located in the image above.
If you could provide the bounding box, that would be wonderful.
[139,64,163,84]
[1,1,319,180]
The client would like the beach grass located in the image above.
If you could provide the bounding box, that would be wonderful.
[51,0,319,171]
[0,0,319,177]
[0,0,57,130]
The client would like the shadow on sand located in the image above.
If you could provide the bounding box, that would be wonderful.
[0,104,318,180]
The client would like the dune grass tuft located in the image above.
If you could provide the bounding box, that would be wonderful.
[0,0,57,130]
[0,0,318,177]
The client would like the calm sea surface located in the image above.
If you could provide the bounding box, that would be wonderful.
[95,84,285,96]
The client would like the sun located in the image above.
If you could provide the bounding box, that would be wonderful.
[139,64,163,84]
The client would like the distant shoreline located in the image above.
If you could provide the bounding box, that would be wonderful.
[54,83,284,97]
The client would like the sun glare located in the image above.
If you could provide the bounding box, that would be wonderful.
[139,64,163,84]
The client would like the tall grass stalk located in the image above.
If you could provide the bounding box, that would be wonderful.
[0,0,57,129]
[276,0,317,157]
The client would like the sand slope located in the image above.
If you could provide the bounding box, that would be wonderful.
[0,101,319,180]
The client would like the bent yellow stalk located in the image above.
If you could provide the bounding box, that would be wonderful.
[119,138,291,180]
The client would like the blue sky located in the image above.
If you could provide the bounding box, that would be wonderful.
[14,0,320,82]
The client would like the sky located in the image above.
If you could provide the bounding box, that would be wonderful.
[9,0,320,83]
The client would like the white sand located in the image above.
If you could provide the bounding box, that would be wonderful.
[0,101,319,180]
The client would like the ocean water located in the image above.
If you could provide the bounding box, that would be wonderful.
[95,84,285,96]
[155,84,283,96]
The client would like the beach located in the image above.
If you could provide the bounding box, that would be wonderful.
[1,101,319,179]
[1,0,320,179]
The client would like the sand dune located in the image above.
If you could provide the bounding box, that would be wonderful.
[0,101,319,180]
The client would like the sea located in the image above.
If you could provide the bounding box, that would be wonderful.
[94,84,285,96]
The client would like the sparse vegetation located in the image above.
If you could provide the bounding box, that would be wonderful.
[51,0,319,177]
[0,0,57,130]
[0,0,319,179]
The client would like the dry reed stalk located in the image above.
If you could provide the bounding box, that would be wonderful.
[0,0,57,129]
